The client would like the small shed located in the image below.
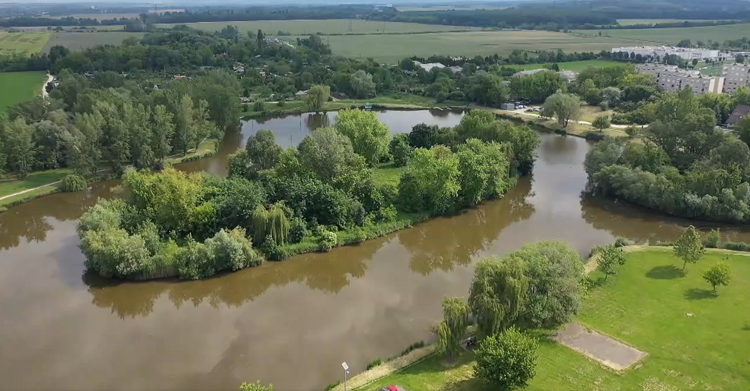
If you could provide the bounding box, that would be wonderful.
[501,103,515,110]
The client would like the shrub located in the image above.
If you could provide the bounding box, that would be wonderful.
[474,327,538,390]
[613,237,631,248]
[323,381,341,391]
[703,229,721,248]
[253,100,265,112]
[289,218,308,244]
[599,101,609,111]
[723,242,750,252]
[351,227,367,243]
[61,174,87,192]
[702,261,731,292]
[366,358,383,370]
[399,341,425,356]
[277,100,285,107]
[318,230,337,252]
[260,234,287,261]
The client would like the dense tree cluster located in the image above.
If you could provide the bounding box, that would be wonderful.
[0,68,237,179]
[586,88,750,224]
[78,109,538,280]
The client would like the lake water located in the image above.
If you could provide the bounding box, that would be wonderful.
[1,110,749,391]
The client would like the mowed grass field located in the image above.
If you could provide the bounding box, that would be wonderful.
[575,23,750,44]
[0,71,46,111]
[42,32,145,52]
[510,59,624,72]
[363,248,750,391]
[321,31,633,63]
[0,32,50,56]
[157,19,480,35]
[49,13,141,20]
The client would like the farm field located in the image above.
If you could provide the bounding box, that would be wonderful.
[616,18,719,25]
[363,248,750,391]
[0,32,50,55]
[156,19,480,35]
[574,23,750,44]
[320,31,633,63]
[510,59,625,72]
[0,71,46,111]
[42,32,145,52]
[397,5,509,11]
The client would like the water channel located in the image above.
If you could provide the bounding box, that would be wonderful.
[2,110,750,391]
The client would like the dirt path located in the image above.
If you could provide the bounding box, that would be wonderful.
[0,180,61,203]
[502,108,631,129]
[42,73,53,99]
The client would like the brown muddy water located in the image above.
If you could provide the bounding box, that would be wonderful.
[2,110,749,391]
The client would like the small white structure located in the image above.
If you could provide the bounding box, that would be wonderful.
[413,61,446,72]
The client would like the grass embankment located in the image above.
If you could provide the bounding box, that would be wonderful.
[0,71,47,111]
[360,247,750,390]
[0,139,218,211]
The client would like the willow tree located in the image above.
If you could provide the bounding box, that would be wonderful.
[251,204,289,246]
[469,257,528,337]
[436,297,470,360]
[251,205,269,244]
[266,204,290,246]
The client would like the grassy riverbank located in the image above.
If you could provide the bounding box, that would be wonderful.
[0,139,218,211]
[358,247,750,390]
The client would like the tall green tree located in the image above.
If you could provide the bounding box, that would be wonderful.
[674,225,705,271]
[245,129,283,174]
[436,297,470,360]
[173,95,196,155]
[592,114,611,132]
[543,92,581,128]
[350,70,376,99]
[398,146,460,215]
[305,85,330,112]
[388,133,412,167]
[3,118,36,179]
[469,256,528,337]
[297,127,366,183]
[334,109,390,166]
[151,104,175,163]
[66,111,103,176]
[192,99,215,150]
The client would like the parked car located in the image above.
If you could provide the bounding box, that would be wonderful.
[378,386,407,391]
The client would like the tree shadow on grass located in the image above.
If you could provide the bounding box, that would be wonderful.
[684,288,717,301]
[741,325,750,332]
[646,265,686,280]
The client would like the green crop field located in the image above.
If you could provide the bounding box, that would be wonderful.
[320,31,633,63]
[42,32,146,52]
[363,247,750,391]
[616,19,719,25]
[396,5,509,11]
[0,32,50,55]
[49,13,141,20]
[157,19,480,35]
[0,71,46,111]
[575,23,750,44]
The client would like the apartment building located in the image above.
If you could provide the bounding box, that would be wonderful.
[635,64,724,95]
[722,64,750,94]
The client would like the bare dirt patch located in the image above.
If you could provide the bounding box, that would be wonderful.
[552,323,648,371]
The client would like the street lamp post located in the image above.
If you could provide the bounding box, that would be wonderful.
[341,362,350,391]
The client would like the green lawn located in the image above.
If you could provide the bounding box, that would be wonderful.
[0,71,47,111]
[0,168,71,201]
[510,60,625,73]
[362,248,750,390]
[373,163,404,188]
[574,23,750,45]
[0,32,50,56]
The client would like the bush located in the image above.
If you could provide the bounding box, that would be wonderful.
[598,101,609,111]
[277,100,286,107]
[399,340,425,356]
[323,381,341,391]
[585,132,605,141]
[474,327,538,390]
[723,241,750,252]
[366,358,383,370]
[253,100,265,112]
[260,234,287,261]
[351,227,367,244]
[613,237,631,248]
[61,174,87,192]
[318,230,337,252]
[289,218,308,244]
[703,229,721,248]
